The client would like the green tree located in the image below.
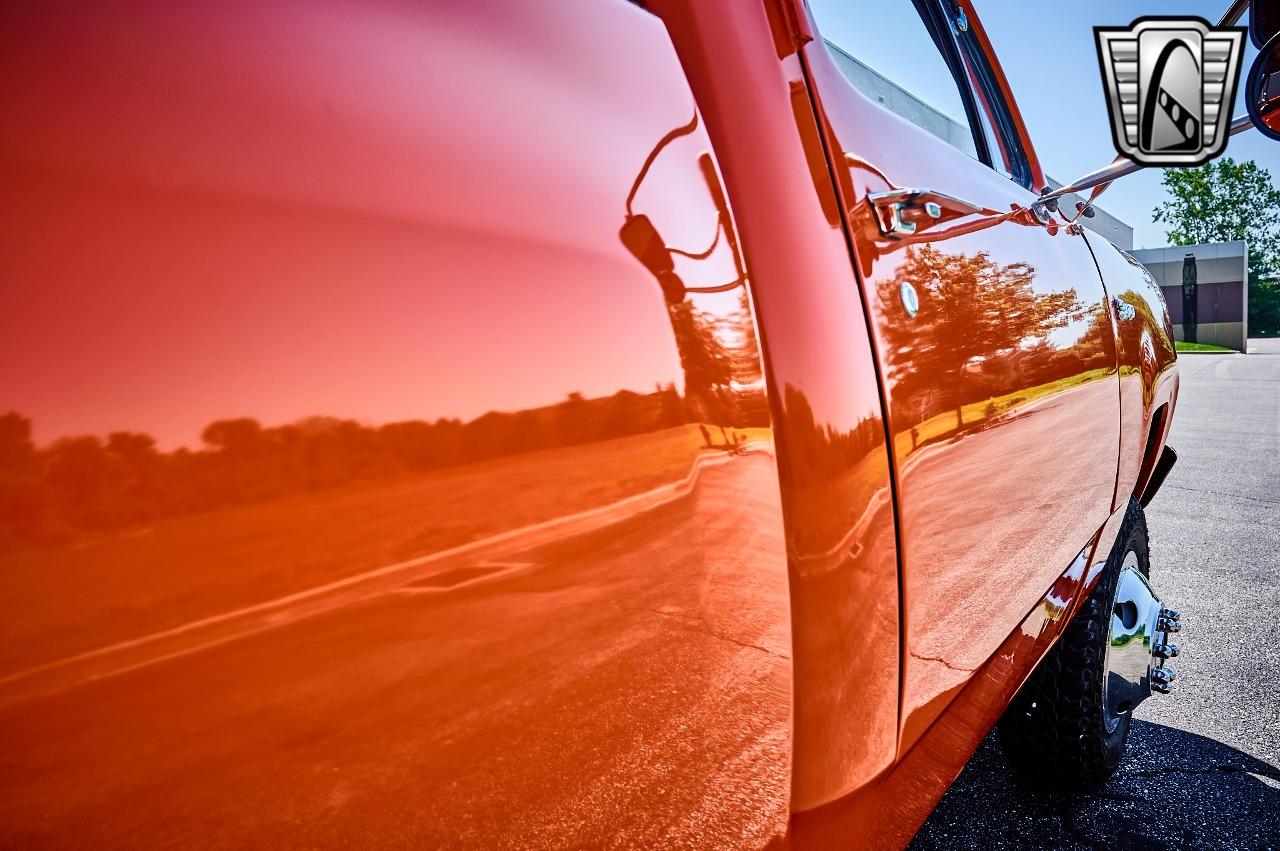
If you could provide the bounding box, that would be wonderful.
[1152,157,1280,336]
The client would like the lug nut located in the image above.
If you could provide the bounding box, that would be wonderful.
[1160,607,1181,622]
[1154,642,1180,658]
[1153,681,1174,694]
[1152,666,1176,686]
[1159,617,1182,632]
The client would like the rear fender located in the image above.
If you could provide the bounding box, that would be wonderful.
[1084,235,1179,511]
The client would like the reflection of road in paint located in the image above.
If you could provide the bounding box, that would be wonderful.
[0,457,793,848]
[0,435,756,708]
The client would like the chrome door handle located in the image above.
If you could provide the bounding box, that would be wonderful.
[867,188,984,238]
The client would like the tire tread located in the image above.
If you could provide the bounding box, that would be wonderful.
[997,498,1149,790]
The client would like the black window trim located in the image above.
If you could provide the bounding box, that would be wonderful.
[812,0,1034,190]
[909,0,998,171]
[932,0,1035,189]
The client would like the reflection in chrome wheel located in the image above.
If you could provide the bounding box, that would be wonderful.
[1102,554,1180,734]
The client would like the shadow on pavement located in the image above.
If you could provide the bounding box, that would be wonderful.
[911,720,1280,850]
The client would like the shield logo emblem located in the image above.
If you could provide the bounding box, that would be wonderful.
[1096,18,1246,166]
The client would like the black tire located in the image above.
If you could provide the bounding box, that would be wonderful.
[996,497,1150,790]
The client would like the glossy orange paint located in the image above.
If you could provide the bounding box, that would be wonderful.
[1087,236,1180,510]
[795,1,1121,758]
[789,535,1097,848]
[653,0,901,811]
[0,0,1180,847]
[0,0,795,845]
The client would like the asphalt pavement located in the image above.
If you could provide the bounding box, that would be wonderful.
[912,338,1280,851]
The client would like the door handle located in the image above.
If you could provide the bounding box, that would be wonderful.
[866,188,985,238]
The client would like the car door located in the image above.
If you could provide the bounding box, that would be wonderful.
[0,0,793,845]
[800,0,1121,752]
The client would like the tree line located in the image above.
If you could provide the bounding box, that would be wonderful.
[0,382,765,554]
[2,286,774,553]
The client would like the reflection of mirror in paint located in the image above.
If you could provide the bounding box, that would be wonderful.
[1246,32,1280,140]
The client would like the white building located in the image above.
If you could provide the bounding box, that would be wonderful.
[1131,242,1249,350]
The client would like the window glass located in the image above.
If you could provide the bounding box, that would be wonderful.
[810,0,980,160]
[947,6,1032,186]
[968,74,1010,177]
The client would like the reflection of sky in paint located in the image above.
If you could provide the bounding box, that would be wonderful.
[1,0,750,450]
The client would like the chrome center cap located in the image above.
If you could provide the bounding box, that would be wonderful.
[1103,554,1180,733]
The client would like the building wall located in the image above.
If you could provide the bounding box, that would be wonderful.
[1131,241,1249,351]
[825,41,980,158]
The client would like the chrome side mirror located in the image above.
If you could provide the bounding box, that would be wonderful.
[1251,0,1279,49]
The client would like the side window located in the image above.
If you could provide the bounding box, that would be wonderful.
[811,0,982,161]
[943,1,1034,187]
[809,0,1032,187]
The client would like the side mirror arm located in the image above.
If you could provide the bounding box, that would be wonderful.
[1034,114,1256,217]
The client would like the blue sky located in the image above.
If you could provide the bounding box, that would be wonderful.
[810,0,1280,249]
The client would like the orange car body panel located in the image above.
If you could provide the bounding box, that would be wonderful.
[1087,236,1181,510]
[795,2,1121,758]
[653,0,901,809]
[0,0,1176,847]
[1,1,801,845]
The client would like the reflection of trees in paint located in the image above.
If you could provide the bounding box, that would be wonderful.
[668,300,732,427]
[0,302,773,553]
[780,385,884,489]
[2,117,778,555]
[0,381,727,553]
[875,246,1093,430]
[668,289,770,438]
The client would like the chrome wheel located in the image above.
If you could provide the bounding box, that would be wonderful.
[1102,552,1181,733]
